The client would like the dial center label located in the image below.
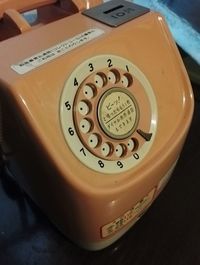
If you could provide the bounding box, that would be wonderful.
[98,88,139,139]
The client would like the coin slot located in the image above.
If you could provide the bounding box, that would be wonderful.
[103,5,124,14]
[82,1,150,28]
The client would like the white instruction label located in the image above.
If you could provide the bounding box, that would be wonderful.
[11,28,104,75]
[101,188,155,238]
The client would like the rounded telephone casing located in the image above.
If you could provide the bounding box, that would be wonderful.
[0,1,194,250]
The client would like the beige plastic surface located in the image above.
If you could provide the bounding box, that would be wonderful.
[0,1,194,250]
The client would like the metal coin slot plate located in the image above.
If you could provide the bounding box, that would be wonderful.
[82,0,149,27]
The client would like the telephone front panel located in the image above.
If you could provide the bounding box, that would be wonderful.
[0,0,194,250]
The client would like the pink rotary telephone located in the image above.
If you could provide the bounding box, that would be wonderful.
[0,0,193,250]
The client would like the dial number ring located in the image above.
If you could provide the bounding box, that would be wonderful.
[60,55,157,173]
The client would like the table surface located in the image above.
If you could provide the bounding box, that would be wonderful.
[0,83,200,265]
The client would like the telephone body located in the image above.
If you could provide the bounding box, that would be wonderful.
[0,0,194,250]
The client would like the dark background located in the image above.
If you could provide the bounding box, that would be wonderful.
[163,0,200,32]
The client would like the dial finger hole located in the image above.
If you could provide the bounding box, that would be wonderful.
[107,70,120,84]
[80,119,92,134]
[78,101,90,115]
[94,72,107,88]
[121,73,133,88]
[88,134,100,148]
[127,138,138,151]
[83,84,96,99]
[101,142,113,157]
[115,144,126,157]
